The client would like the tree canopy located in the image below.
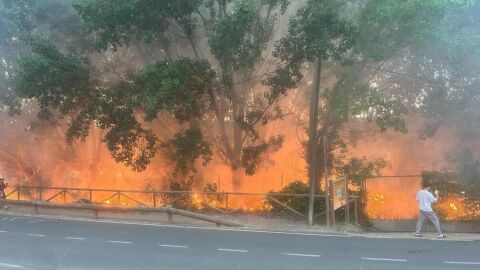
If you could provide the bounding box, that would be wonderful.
[2,0,480,188]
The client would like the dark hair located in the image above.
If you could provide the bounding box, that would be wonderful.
[421,179,432,189]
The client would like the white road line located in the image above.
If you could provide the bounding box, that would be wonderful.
[0,262,27,269]
[29,219,46,223]
[282,253,321,258]
[217,248,248,253]
[361,257,407,262]
[65,237,85,240]
[27,234,45,237]
[0,230,7,233]
[107,240,132,244]
[158,244,188,248]
[444,261,480,265]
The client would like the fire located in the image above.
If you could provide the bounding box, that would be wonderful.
[438,197,466,220]
[449,203,458,211]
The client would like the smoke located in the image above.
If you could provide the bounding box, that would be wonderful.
[0,0,478,213]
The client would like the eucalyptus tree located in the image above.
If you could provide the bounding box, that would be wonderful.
[9,0,293,188]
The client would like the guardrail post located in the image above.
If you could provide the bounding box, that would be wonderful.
[153,193,157,207]
[168,212,173,223]
[225,194,229,209]
[117,192,121,205]
[17,188,20,201]
[39,188,42,201]
[34,205,38,214]
[89,190,93,202]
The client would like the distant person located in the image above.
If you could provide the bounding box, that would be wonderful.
[0,178,7,199]
[415,179,446,238]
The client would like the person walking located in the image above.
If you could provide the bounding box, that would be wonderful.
[415,179,446,238]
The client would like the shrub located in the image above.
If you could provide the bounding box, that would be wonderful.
[268,181,326,216]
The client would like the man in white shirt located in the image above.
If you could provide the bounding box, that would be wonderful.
[415,179,446,238]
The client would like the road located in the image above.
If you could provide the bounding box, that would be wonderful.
[0,214,478,270]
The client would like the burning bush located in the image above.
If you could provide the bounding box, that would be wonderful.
[423,171,480,220]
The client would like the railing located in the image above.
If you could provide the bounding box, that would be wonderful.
[3,186,359,225]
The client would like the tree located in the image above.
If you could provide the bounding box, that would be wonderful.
[9,0,293,188]
[267,0,480,224]
[267,0,408,223]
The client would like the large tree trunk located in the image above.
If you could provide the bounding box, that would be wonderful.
[231,165,245,190]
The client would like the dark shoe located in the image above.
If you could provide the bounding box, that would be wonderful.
[437,234,447,238]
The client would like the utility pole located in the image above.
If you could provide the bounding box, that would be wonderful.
[307,58,322,226]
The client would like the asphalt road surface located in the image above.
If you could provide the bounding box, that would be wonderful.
[0,214,479,270]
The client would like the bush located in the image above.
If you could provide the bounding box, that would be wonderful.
[160,180,193,209]
[268,181,326,216]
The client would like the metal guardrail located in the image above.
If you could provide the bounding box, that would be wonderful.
[2,186,359,225]
[0,199,243,227]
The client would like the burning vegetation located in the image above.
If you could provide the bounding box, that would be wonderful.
[0,0,479,223]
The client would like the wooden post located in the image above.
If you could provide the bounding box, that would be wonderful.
[323,136,329,227]
[89,190,93,203]
[329,179,335,228]
[345,176,350,223]
[153,193,157,207]
[17,188,20,200]
[354,197,359,225]
[39,188,42,201]
[307,57,322,226]
[63,190,66,203]
[325,195,330,227]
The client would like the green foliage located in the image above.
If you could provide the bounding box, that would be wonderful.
[358,0,475,60]
[137,58,215,122]
[73,0,203,49]
[208,0,260,82]
[339,157,388,226]
[13,44,216,172]
[340,157,389,187]
[266,0,355,100]
[268,181,326,216]
[14,38,91,118]
[162,126,213,177]
[325,68,408,133]
[241,135,283,175]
